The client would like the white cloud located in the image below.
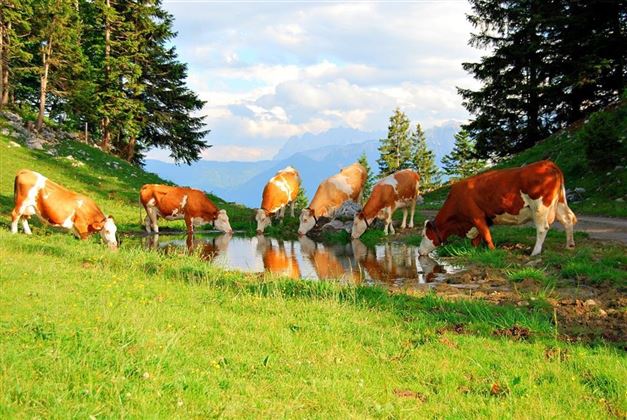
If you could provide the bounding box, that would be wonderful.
[160,1,483,160]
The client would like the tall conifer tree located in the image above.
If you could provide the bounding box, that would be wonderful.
[377,108,412,177]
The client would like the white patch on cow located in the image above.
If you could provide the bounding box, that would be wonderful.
[192,217,206,226]
[61,211,76,229]
[378,174,398,192]
[146,198,156,207]
[466,227,479,239]
[76,199,84,208]
[171,208,179,217]
[19,172,47,216]
[269,175,293,213]
[180,195,188,210]
[330,175,353,196]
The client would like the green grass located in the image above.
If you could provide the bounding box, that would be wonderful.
[1,230,626,417]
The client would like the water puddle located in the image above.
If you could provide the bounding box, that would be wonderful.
[128,233,461,291]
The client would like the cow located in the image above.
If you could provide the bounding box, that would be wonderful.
[140,184,233,234]
[418,160,577,257]
[351,169,422,239]
[255,166,301,234]
[298,162,367,236]
[11,169,118,249]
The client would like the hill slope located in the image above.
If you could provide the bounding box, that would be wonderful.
[0,116,252,232]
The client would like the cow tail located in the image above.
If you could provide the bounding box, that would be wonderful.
[139,195,144,227]
[13,175,18,203]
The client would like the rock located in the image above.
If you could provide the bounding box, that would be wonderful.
[574,187,586,193]
[616,165,624,170]
[1,128,10,136]
[598,309,608,318]
[0,111,22,124]
[584,299,596,307]
[332,200,362,220]
[320,219,351,232]
[616,198,624,202]
[8,140,21,148]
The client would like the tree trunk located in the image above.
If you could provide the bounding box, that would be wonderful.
[0,19,4,110]
[36,41,52,132]
[126,135,136,162]
[0,21,10,108]
[100,0,111,151]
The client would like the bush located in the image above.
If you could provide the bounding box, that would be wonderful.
[580,110,625,169]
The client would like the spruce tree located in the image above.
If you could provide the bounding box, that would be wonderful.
[31,0,88,131]
[0,1,33,109]
[357,151,374,203]
[441,129,486,180]
[294,185,308,211]
[377,108,412,177]
[410,123,440,192]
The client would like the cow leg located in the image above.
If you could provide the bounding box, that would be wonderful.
[148,207,159,233]
[290,200,295,217]
[11,208,21,234]
[473,218,495,250]
[408,199,416,228]
[185,215,194,234]
[144,214,152,233]
[280,205,286,219]
[556,201,576,249]
[22,217,32,235]
[400,208,408,229]
[530,203,552,256]
[387,209,395,235]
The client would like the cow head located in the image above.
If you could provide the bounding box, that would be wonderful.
[418,219,440,256]
[298,208,317,236]
[255,208,272,234]
[351,212,370,239]
[97,215,118,250]
[214,209,233,234]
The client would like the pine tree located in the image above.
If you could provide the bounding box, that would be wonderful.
[294,185,308,210]
[441,130,486,180]
[357,151,374,203]
[459,0,626,158]
[377,108,412,177]
[410,123,440,192]
[0,0,33,109]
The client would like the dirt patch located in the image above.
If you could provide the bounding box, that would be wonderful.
[493,325,531,341]
[393,389,427,402]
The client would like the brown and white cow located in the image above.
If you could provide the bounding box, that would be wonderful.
[419,160,577,257]
[140,184,233,234]
[11,169,118,249]
[298,162,366,236]
[255,166,301,234]
[351,169,422,239]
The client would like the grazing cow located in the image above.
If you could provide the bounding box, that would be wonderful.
[256,166,301,234]
[11,169,118,249]
[140,184,233,234]
[419,160,577,256]
[256,236,301,279]
[298,162,367,236]
[351,169,422,239]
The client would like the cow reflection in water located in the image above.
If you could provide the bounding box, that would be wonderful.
[351,240,446,286]
[298,236,362,283]
[143,233,232,261]
[255,235,301,279]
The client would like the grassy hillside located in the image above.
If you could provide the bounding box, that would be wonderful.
[0,117,253,233]
[424,102,627,217]
[1,116,626,417]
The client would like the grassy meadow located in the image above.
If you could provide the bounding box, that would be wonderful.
[1,116,626,417]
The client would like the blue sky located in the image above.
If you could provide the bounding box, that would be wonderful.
[149,0,482,162]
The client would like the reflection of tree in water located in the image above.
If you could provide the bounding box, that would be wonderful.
[256,235,301,279]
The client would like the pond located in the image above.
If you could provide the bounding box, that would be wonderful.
[128,232,461,291]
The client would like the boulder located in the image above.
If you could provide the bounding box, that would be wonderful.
[320,219,352,233]
[333,200,362,220]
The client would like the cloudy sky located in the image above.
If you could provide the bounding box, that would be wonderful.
[150,0,482,162]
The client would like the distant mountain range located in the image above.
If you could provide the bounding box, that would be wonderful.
[144,122,460,207]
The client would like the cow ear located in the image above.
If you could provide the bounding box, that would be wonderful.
[107,215,115,221]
